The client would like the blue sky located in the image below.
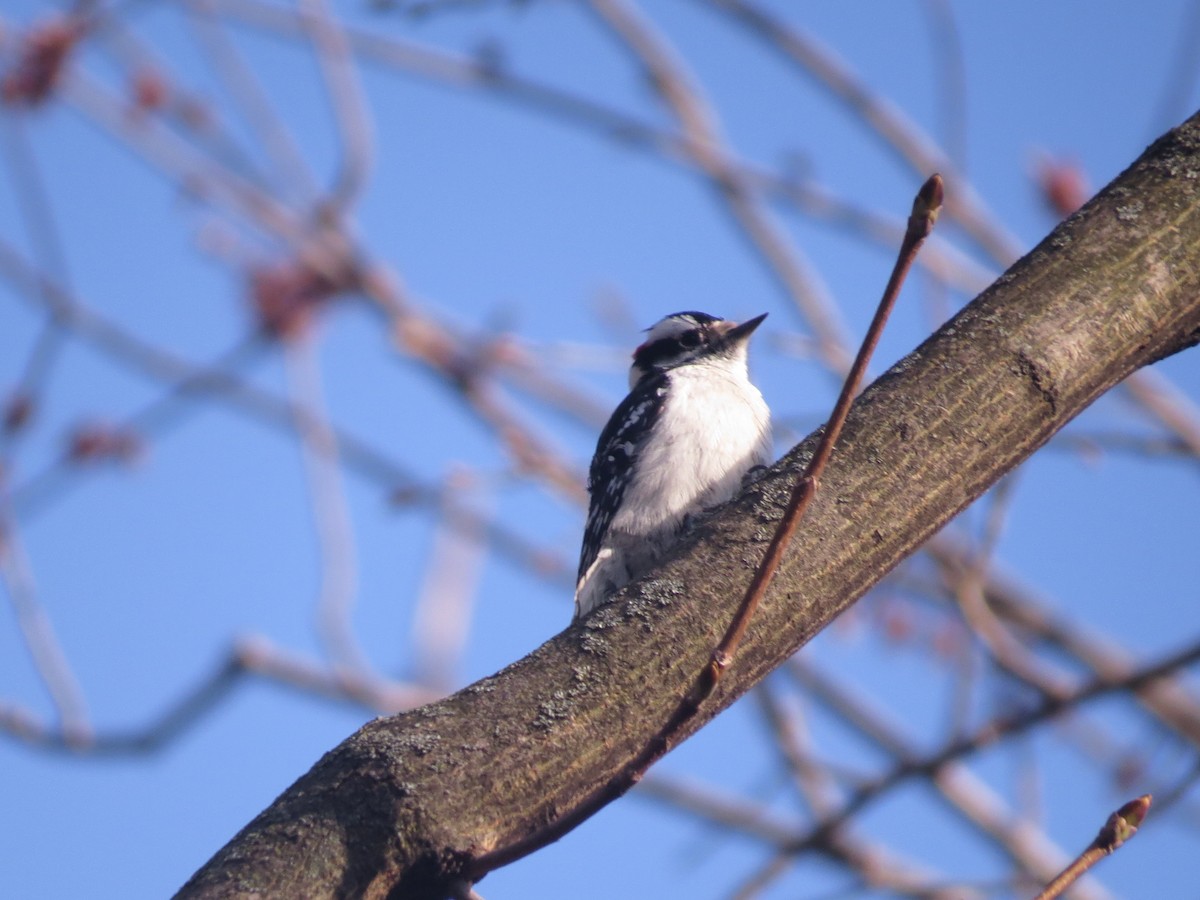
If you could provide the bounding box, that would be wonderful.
[2,1,1200,897]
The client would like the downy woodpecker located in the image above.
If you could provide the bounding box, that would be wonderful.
[574,311,771,618]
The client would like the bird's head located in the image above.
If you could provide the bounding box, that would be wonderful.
[629,311,767,388]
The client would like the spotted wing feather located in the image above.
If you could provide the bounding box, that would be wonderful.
[577,371,669,586]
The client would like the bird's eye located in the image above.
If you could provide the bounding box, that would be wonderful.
[679,330,703,349]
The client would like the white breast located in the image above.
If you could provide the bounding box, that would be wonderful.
[609,358,771,539]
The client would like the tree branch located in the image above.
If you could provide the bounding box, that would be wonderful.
[175,113,1200,900]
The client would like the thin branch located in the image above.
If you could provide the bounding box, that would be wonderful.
[1031,795,1151,900]
[1121,366,1200,461]
[698,174,943,700]
[587,0,853,373]
[788,641,1200,857]
[0,238,569,584]
[788,659,1116,899]
[409,467,490,689]
[284,337,370,673]
[58,70,588,505]
[0,109,70,458]
[184,0,320,203]
[944,475,1067,692]
[9,337,267,518]
[926,533,1200,749]
[0,519,91,742]
[386,305,588,503]
[697,0,1022,264]
[296,0,374,213]
[0,317,64,458]
[1046,430,1198,463]
[754,681,839,818]
[211,0,996,297]
[0,636,439,755]
[639,775,972,900]
[636,775,801,847]
[919,0,968,171]
[93,11,269,186]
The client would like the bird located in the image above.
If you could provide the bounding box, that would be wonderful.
[574,311,772,619]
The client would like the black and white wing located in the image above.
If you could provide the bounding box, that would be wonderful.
[576,371,669,586]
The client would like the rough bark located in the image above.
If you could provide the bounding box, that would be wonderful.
[176,113,1200,900]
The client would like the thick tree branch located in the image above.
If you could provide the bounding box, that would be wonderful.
[176,113,1200,900]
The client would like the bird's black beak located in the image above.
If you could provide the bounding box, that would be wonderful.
[719,312,768,345]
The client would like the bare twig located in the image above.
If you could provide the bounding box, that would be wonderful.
[1047,430,1197,462]
[696,0,1021,264]
[0,519,91,742]
[0,109,71,458]
[284,337,370,673]
[638,775,974,900]
[788,659,1116,899]
[1121,367,1200,462]
[587,0,853,373]
[388,309,587,502]
[754,681,839,819]
[409,467,490,689]
[943,475,1070,693]
[0,239,569,583]
[93,12,266,184]
[212,0,995,297]
[788,641,1200,858]
[696,173,943,703]
[926,533,1200,749]
[919,0,968,171]
[0,636,438,755]
[295,0,374,213]
[1030,795,1151,900]
[635,774,801,846]
[700,1,1200,473]
[184,0,320,202]
[1148,0,1200,136]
